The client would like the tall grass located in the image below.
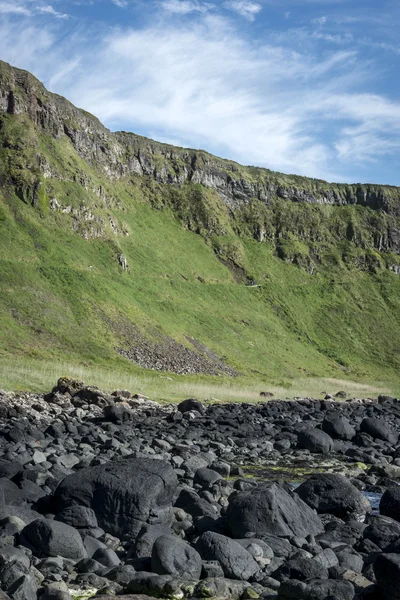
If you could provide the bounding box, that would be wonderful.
[0,357,394,402]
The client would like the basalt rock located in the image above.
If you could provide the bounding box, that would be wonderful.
[54,457,178,537]
[226,483,323,538]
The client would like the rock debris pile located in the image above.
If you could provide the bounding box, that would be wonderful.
[0,379,399,600]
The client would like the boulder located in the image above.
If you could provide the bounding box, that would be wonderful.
[54,457,177,537]
[295,474,371,520]
[360,418,398,444]
[273,557,329,582]
[177,399,205,415]
[19,519,86,560]
[151,535,202,579]
[196,531,259,581]
[226,483,323,538]
[297,429,334,454]
[374,553,400,599]
[363,515,400,549]
[322,414,356,440]
[380,487,400,523]
[193,468,222,488]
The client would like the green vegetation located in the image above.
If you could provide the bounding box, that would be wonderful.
[0,67,400,398]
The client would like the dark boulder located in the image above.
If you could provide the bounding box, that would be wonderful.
[103,404,133,423]
[129,524,173,559]
[360,418,398,444]
[322,414,356,440]
[380,487,400,523]
[151,535,202,579]
[196,531,259,580]
[226,483,323,538]
[19,519,87,559]
[295,474,371,520]
[177,399,205,415]
[297,429,334,454]
[363,515,400,549]
[54,457,177,537]
[374,553,400,599]
[273,557,329,582]
[193,468,222,488]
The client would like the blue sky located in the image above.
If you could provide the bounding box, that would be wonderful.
[0,0,400,184]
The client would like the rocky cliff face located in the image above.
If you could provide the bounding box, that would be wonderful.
[0,59,399,253]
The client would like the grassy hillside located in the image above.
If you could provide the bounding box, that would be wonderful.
[0,68,400,398]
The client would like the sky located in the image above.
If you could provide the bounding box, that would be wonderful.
[0,1,400,184]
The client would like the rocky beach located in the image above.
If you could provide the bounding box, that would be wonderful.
[0,379,399,600]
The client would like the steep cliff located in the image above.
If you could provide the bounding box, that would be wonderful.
[0,59,400,392]
[1,59,399,255]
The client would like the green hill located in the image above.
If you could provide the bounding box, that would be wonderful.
[0,59,400,399]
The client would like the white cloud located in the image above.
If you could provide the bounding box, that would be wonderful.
[112,0,128,7]
[0,2,30,15]
[223,1,262,21]
[161,0,214,14]
[37,5,69,19]
[312,15,327,25]
[0,12,400,181]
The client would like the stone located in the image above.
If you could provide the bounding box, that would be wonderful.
[196,531,259,581]
[295,474,371,520]
[151,535,202,579]
[360,418,398,444]
[380,487,400,523]
[374,553,400,600]
[54,457,177,537]
[322,414,356,440]
[297,429,334,454]
[226,483,323,538]
[19,519,87,560]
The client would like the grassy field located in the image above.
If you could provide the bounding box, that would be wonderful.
[0,106,400,399]
[0,356,395,401]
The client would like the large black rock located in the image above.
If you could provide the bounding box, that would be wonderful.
[380,487,400,523]
[374,553,400,600]
[360,418,398,444]
[322,414,356,441]
[54,457,178,537]
[196,531,259,581]
[226,483,323,538]
[151,535,202,579]
[19,519,87,560]
[297,429,334,454]
[295,474,371,520]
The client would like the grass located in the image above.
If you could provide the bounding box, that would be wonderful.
[0,80,400,399]
[0,356,393,401]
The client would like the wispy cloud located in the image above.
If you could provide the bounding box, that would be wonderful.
[312,15,327,25]
[223,1,262,21]
[37,5,69,19]
[0,2,30,15]
[161,0,214,14]
[112,0,129,7]
[0,6,400,182]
